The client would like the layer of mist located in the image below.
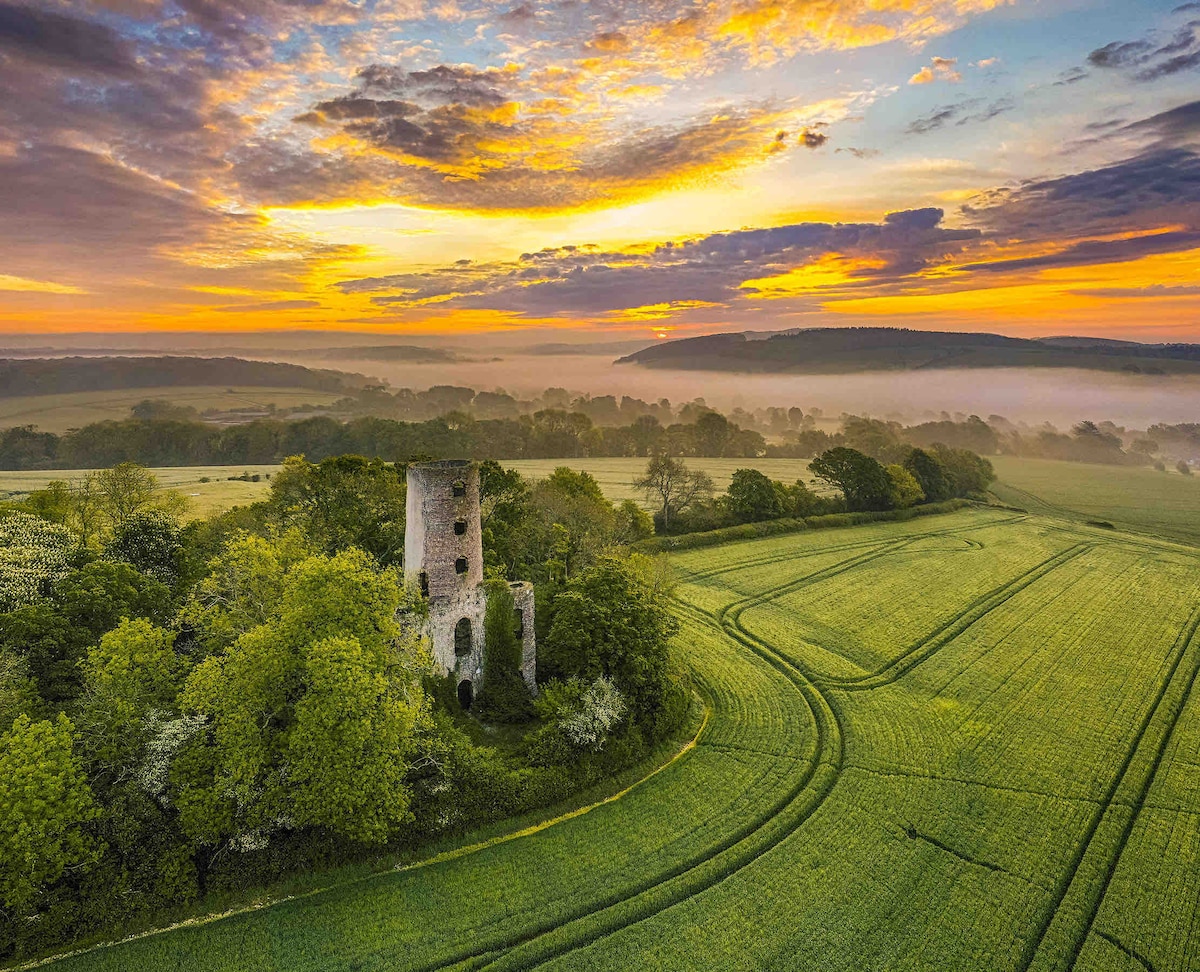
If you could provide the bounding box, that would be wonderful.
[5,332,1199,428]
[273,354,1200,429]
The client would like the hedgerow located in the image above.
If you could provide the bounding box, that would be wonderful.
[634,498,971,552]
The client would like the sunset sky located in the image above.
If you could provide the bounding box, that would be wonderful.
[1,0,1198,339]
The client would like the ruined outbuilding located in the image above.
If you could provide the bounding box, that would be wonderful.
[404,459,535,708]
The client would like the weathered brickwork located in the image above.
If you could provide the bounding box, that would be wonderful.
[404,460,536,705]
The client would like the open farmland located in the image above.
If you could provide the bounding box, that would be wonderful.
[0,386,342,435]
[40,507,1200,972]
[0,465,280,520]
[989,456,1200,544]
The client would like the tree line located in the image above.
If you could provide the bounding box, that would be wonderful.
[636,444,994,535]
[3,402,1174,475]
[0,410,772,470]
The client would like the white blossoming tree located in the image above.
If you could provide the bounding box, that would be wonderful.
[0,512,76,613]
[535,675,627,753]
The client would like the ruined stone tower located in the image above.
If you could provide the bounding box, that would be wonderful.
[404,459,535,708]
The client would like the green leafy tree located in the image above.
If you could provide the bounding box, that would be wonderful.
[179,549,427,847]
[76,620,183,779]
[21,481,75,525]
[776,479,827,517]
[94,462,159,523]
[0,649,37,729]
[543,556,681,735]
[265,455,407,565]
[478,460,532,577]
[728,468,783,523]
[54,561,172,637]
[903,448,952,502]
[932,444,996,494]
[0,715,99,912]
[181,531,310,655]
[528,468,617,580]
[0,561,171,708]
[614,499,655,543]
[693,411,733,456]
[841,416,906,462]
[104,510,184,586]
[809,447,895,511]
[886,464,925,509]
[0,605,90,708]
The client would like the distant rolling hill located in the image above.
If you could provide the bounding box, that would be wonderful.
[0,356,371,398]
[615,327,1200,374]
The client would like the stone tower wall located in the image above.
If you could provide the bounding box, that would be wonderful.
[510,581,537,690]
[404,459,536,702]
[426,587,487,682]
[404,459,484,597]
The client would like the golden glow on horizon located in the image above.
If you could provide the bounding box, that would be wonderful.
[2,0,1197,341]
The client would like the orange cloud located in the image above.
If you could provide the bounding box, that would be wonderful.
[909,56,962,85]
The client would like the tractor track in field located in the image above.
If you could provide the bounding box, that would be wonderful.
[828,543,1094,691]
[460,520,1048,971]
[714,521,1200,972]
[414,539,879,972]
[674,511,1026,584]
[1017,599,1200,972]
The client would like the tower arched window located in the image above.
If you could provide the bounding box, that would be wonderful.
[454,520,467,536]
[455,557,468,574]
[454,618,472,656]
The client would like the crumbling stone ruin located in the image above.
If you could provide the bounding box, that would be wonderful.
[404,459,535,708]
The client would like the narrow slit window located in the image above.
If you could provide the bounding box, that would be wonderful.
[419,571,429,597]
[513,608,525,639]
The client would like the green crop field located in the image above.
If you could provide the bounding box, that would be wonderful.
[37,507,1200,971]
[0,386,342,434]
[990,456,1200,544]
